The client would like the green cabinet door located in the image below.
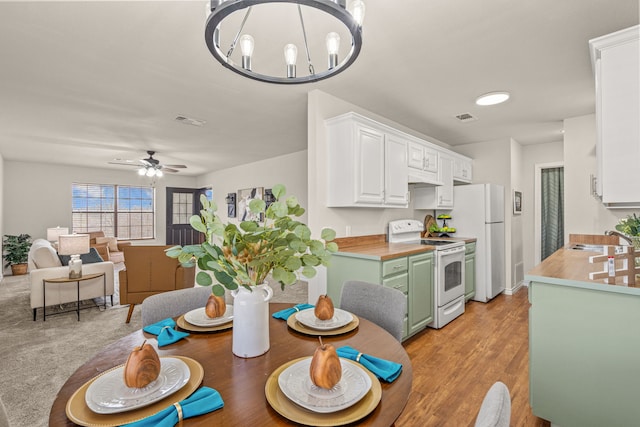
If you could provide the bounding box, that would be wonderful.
[464,243,476,301]
[407,252,434,336]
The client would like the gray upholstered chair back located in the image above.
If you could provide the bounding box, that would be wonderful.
[0,395,9,427]
[474,381,511,427]
[339,280,406,341]
[141,286,212,327]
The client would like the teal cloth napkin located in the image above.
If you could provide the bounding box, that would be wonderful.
[143,318,189,347]
[271,303,314,320]
[121,386,224,427]
[337,345,403,382]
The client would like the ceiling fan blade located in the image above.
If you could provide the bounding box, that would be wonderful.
[163,164,187,169]
[108,161,141,167]
[161,167,180,173]
[139,159,153,166]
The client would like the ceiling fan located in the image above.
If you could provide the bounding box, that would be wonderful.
[109,151,187,175]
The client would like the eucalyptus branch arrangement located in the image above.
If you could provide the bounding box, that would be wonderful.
[166,184,338,296]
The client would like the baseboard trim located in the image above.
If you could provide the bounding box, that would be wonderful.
[504,280,525,295]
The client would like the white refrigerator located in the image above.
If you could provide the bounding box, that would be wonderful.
[449,184,505,302]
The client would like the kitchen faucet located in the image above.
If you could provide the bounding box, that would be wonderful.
[605,230,633,245]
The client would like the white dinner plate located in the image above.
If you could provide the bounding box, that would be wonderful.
[277,357,372,413]
[295,308,353,331]
[184,305,234,327]
[85,357,190,414]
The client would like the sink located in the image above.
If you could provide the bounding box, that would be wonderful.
[569,243,606,251]
[568,243,625,254]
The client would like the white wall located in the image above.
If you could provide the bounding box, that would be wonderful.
[521,141,564,273]
[510,139,524,289]
[196,150,309,224]
[3,161,197,244]
[0,153,3,281]
[563,114,634,238]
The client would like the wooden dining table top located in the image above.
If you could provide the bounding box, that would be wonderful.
[49,303,413,426]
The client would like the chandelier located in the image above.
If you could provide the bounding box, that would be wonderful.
[205,0,365,84]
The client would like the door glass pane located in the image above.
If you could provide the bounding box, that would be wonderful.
[444,261,462,292]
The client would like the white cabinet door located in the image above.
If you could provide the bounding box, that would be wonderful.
[407,141,424,170]
[424,147,439,173]
[385,133,409,206]
[590,25,640,207]
[453,155,473,183]
[355,124,386,204]
[437,155,454,208]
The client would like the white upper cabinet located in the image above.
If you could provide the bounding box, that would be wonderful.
[326,113,408,208]
[413,152,455,210]
[407,140,441,185]
[589,25,640,208]
[452,153,473,184]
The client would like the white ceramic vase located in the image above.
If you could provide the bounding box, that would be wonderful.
[231,282,274,358]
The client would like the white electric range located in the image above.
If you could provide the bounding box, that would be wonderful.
[388,219,465,329]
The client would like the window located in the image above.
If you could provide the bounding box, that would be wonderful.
[72,183,155,240]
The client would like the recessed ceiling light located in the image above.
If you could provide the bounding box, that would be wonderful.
[475,91,510,106]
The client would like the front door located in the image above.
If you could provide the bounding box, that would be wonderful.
[165,187,210,246]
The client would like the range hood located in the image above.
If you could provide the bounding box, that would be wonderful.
[408,173,443,186]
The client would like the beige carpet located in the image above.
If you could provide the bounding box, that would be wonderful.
[0,271,306,427]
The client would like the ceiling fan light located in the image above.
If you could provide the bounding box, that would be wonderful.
[146,168,156,177]
[156,169,163,177]
[475,91,510,106]
[137,168,146,176]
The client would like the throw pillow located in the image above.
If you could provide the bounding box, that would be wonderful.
[32,246,63,268]
[58,247,104,266]
[96,236,118,252]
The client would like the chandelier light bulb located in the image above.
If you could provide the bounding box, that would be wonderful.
[326,32,340,69]
[284,43,298,78]
[348,0,366,26]
[239,34,254,70]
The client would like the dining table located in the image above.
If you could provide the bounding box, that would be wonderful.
[49,303,413,426]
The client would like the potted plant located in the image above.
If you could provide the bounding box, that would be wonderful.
[3,233,32,275]
[166,184,338,357]
[615,213,640,250]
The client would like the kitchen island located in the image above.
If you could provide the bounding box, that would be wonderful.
[526,246,640,427]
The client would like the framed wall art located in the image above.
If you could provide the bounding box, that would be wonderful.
[237,187,264,222]
[513,190,522,214]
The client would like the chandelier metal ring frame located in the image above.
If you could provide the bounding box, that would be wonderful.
[205,0,363,84]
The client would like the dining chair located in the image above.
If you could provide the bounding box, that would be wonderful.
[0,395,9,427]
[140,286,212,327]
[339,280,406,342]
[474,381,511,427]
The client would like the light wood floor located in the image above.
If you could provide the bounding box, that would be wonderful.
[395,287,551,426]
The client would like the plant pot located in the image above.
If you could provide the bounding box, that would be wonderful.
[231,283,274,358]
[10,263,27,275]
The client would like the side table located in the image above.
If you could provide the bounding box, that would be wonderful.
[42,272,106,321]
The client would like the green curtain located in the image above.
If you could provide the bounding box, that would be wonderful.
[541,167,564,260]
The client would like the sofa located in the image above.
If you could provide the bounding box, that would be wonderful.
[28,239,115,321]
[88,231,132,264]
[119,245,196,323]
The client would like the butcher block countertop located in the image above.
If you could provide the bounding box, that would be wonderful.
[333,235,434,261]
[526,245,640,295]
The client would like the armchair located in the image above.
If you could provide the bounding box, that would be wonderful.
[119,245,196,323]
[88,231,132,264]
[28,239,115,321]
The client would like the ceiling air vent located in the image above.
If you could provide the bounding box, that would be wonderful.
[454,113,478,123]
[175,115,206,127]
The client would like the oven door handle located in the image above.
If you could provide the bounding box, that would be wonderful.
[443,298,464,315]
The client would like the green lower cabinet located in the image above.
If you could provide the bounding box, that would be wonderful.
[407,252,434,336]
[327,251,434,341]
[464,242,476,302]
[529,281,640,426]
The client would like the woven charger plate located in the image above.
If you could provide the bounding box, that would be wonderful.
[176,314,233,333]
[265,357,381,426]
[65,356,204,426]
[286,314,359,336]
